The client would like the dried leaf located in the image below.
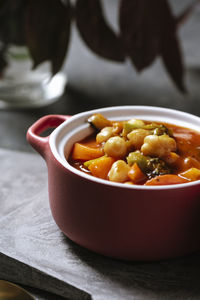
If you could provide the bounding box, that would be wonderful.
[25,0,53,68]
[159,0,186,92]
[51,0,72,74]
[119,0,186,92]
[161,35,185,92]
[75,0,125,62]
[0,0,27,45]
[119,0,161,71]
[25,0,72,75]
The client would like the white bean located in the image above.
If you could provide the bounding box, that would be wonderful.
[104,136,127,158]
[108,160,130,183]
[96,127,113,144]
[141,134,176,157]
[127,129,150,149]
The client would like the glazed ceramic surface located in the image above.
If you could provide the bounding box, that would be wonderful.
[27,106,200,261]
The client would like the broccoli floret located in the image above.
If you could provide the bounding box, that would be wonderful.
[127,151,171,178]
[146,157,171,178]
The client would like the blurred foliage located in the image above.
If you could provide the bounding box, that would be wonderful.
[0,0,199,91]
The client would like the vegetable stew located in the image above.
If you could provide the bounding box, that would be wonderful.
[67,113,200,186]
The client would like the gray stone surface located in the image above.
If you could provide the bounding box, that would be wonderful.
[1,148,200,299]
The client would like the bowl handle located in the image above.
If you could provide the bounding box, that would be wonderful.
[26,115,71,158]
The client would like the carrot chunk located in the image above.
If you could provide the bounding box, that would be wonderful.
[128,163,146,184]
[72,143,103,160]
[180,168,200,181]
[88,156,115,179]
[145,174,189,186]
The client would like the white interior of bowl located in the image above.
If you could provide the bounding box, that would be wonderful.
[49,106,200,190]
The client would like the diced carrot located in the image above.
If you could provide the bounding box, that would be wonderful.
[180,168,200,181]
[128,163,146,184]
[72,143,103,160]
[145,174,189,186]
[88,156,115,179]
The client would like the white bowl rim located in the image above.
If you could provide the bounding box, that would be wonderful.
[49,105,200,190]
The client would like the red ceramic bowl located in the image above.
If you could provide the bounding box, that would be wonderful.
[27,106,200,261]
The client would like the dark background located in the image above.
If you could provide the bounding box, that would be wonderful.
[0,0,200,152]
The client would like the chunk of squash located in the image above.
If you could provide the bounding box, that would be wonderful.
[87,156,115,179]
[145,174,188,186]
[128,163,146,184]
[180,168,200,181]
[72,143,103,160]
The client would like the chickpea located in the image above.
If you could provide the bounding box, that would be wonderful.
[108,160,130,183]
[141,134,176,158]
[126,119,145,129]
[104,136,127,158]
[122,119,145,137]
[96,127,113,144]
[112,122,123,135]
[127,129,150,149]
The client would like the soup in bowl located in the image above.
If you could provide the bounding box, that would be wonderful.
[68,114,200,186]
[27,106,200,261]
